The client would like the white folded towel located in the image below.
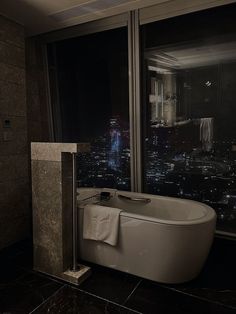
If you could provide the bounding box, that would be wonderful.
[83,204,122,246]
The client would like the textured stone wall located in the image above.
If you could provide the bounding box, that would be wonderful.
[31,143,90,277]
[0,15,29,249]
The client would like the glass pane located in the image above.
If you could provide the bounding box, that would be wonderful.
[141,4,236,233]
[48,27,130,190]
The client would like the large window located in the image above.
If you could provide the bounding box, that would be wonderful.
[141,4,236,233]
[48,27,130,190]
[47,3,236,234]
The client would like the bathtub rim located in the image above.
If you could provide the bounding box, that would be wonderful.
[79,206,216,227]
[77,188,216,226]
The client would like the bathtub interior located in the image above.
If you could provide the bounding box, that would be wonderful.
[77,188,216,223]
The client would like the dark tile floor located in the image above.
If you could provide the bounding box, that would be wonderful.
[0,236,236,313]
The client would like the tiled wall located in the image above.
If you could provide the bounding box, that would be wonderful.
[0,15,30,249]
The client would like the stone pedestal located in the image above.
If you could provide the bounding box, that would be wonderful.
[31,142,90,282]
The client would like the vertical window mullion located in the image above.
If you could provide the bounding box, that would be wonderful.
[128,10,142,193]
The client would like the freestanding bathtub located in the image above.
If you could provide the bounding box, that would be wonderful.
[77,188,216,284]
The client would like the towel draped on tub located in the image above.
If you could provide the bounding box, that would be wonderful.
[83,204,122,246]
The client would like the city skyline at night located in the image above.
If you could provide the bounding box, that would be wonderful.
[77,114,236,232]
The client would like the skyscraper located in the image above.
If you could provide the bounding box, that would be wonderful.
[108,117,121,171]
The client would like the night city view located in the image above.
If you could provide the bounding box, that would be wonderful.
[75,39,236,232]
[77,117,131,191]
[144,125,236,232]
[48,27,131,190]
[142,37,236,232]
[139,4,236,233]
[77,112,236,232]
[48,18,236,232]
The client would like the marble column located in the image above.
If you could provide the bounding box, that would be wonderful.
[31,142,90,277]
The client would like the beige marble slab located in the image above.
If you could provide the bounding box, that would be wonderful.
[31,142,90,161]
[62,265,91,285]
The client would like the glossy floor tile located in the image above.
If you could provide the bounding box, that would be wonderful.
[79,263,141,305]
[1,237,236,313]
[165,237,236,309]
[125,280,236,314]
[0,269,62,314]
[33,285,140,314]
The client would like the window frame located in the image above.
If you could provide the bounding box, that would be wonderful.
[41,1,236,238]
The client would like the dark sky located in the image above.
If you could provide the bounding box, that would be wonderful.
[54,27,129,142]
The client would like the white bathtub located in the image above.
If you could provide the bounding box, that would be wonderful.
[77,188,216,284]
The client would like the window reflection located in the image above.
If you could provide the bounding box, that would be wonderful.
[142,4,236,232]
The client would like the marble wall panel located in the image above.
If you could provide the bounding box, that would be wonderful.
[31,144,89,278]
[0,62,25,84]
[32,158,71,276]
[0,80,26,116]
[0,178,29,219]
[0,14,29,250]
[0,41,25,68]
[31,142,90,162]
[0,15,24,48]
[0,215,30,250]
[0,154,28,179]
